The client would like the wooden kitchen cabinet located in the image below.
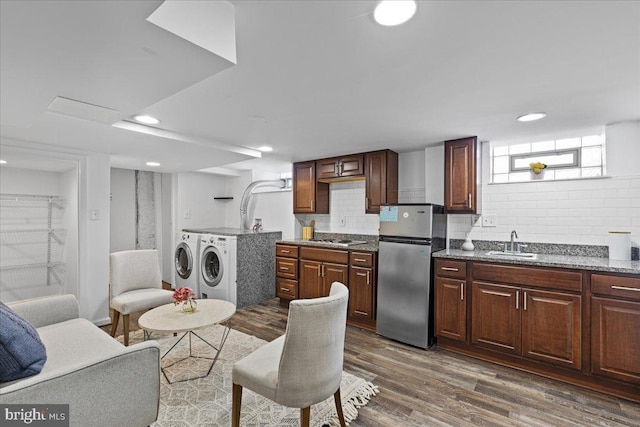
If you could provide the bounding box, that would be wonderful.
[434,259,468,342]
[299,247,348,299]
[591,273,640,385]
[434,258,640,402]
[316,154,364,180]
[348,251,376,328]
[293,161,328,214]
[521,288,582,370]
[365,150,398,214]
[471,281,521,355]
[444,136,480,214]
[435,277,467,342]
[470,264,582,369]
[275,244,299,300]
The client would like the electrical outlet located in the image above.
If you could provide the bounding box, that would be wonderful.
[340,217,346,227]
[183,209,191,219]
[482,214,497,227]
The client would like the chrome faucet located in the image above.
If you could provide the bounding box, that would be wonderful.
[510,230,518,252]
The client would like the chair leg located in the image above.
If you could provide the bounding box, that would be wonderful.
[110,310,120,337]
[300,407,310,427]
[232,383,242,427]
[123,314,130,346]
[334,388,347,427]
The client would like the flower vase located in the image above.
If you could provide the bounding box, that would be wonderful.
[530,169,545,180]
[182,298,197,313]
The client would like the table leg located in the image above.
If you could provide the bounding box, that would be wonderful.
[160,321,232,384]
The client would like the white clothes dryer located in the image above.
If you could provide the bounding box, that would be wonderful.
[199,234,237,304]
[174,232,200,293]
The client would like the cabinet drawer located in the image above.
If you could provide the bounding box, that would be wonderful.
[350,251,374,268]
[276,277,298,300]
[435,259,467,279]
[276,257,298,279]
[473,262,582,292]
[592,274,640,300]
[299,246,349,264]
[276,244,299,258]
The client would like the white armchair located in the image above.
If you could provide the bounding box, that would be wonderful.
[232,281,349,427]
[109,249,173,345]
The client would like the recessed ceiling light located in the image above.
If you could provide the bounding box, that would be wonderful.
[133,115,160,125]
[517,112,547,122]
[374,0,417,26]
[257,146,273,152]
[0,160,7,164]
[146,162,160,167]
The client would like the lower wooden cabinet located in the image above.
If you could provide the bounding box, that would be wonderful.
[299,260,348,299]
[471,281,521,355]
[521,288,581,370]
[434,259,639,402]
[591,297,640,385]
[435,277,466,342]
[349,266,374,321]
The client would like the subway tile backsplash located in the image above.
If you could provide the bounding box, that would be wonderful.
[449,175,640,246]
[296,180,379,235]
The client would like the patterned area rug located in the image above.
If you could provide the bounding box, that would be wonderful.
[119,327,378,426]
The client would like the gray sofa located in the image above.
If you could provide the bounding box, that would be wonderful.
[0,294,160,427]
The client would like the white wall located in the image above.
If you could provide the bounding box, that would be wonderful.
[60,167,79,298]
[175,172,227,231]
[297,180,380,236]
[399,150,426,203]
[223,170,295,237]
[447,120,640,246]
[425,144,445,205]
[109,168,136,253]
[78,153,111,324]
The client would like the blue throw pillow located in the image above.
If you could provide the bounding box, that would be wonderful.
[0,301,47,382]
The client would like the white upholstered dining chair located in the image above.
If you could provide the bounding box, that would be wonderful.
[109,249,174,346]
[232,281,349,427]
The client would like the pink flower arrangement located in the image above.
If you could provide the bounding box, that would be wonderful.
[172,287,195,305]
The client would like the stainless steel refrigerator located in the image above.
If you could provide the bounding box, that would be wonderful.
[376,203,446,348]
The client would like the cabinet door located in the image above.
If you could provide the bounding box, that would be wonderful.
[445,136,479,214]
[299,260,323,299]
[592,297,640,384]
[349,266,374,321]
[435,277,467,342]
[365,150,398,214]
[316,158,340,179]
[293,161,316,213]
[323,262,349,297]
[521,289,582,370]
[471,281,521,355]
[339,155,364,177]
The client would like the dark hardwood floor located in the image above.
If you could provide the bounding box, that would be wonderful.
[101,298,640,426]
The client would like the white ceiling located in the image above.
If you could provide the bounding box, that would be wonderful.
[1,0,639,174]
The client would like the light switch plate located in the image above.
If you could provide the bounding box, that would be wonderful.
[90,209,100,220]
[183,209,191,219]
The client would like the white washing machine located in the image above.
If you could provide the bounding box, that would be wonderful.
[174,232,200,292]
[199,234,237,304]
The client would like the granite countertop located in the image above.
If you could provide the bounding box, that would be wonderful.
[433,249,640,275]
[183,227,282,236]
[278,238,379,252]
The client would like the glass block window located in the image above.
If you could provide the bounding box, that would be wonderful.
[491,134,606,183]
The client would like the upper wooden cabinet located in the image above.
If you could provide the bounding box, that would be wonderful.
[316,154,364,180]
[365,150,398,214]
[444,136,481,214]
[293,161,329,214]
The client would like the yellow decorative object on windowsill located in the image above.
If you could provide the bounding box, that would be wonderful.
[529,162,547,180]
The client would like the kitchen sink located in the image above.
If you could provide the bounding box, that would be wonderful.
[485,250,537,259]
